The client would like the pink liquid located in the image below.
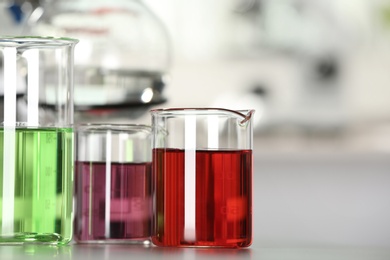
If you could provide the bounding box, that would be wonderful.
[74,162,152,242]
[152,148,252,247]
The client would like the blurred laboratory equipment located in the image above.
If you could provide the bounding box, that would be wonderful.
[146,0,386,132]
[30,0,171,123]
[227,0,356,131]
[0,0,39,35]
[227,0,390,132]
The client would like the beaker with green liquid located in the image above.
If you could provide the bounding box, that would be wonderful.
[0,36,78,244]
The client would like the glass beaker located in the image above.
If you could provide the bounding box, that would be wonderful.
[150,108,254,248]
[0,36,78,244]
[74,124,152,244]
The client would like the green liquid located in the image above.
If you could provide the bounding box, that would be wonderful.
[0,127,73,244]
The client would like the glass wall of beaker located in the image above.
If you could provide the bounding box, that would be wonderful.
[0,36,78,245]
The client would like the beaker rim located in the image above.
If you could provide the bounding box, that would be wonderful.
[75,123,152,133]
[150,107,254,123]
[0,36,79,47]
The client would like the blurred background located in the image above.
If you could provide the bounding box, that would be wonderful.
[2,0,390,248]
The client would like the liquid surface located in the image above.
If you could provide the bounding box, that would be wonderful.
[0,127,74,244]
[152,148,252,248]
[74,162,152,243]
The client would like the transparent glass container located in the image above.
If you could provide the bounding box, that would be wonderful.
[74,124,152,244]
[31,0,170,121]
[0,36,78,244]
[151,108,254,248]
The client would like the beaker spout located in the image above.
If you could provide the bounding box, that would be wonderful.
[239,109,255,125]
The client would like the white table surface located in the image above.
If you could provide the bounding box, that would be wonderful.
[0,244,389,260]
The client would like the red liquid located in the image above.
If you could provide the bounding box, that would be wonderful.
[74,162,152,242]
[152,148,252,247]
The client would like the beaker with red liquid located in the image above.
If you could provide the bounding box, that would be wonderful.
[74,124,152,244]
[151,108,254,248]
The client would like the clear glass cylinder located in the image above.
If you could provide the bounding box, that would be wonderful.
[74,124,152,244]
[0,36,78,244]
[150,108,254,248]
